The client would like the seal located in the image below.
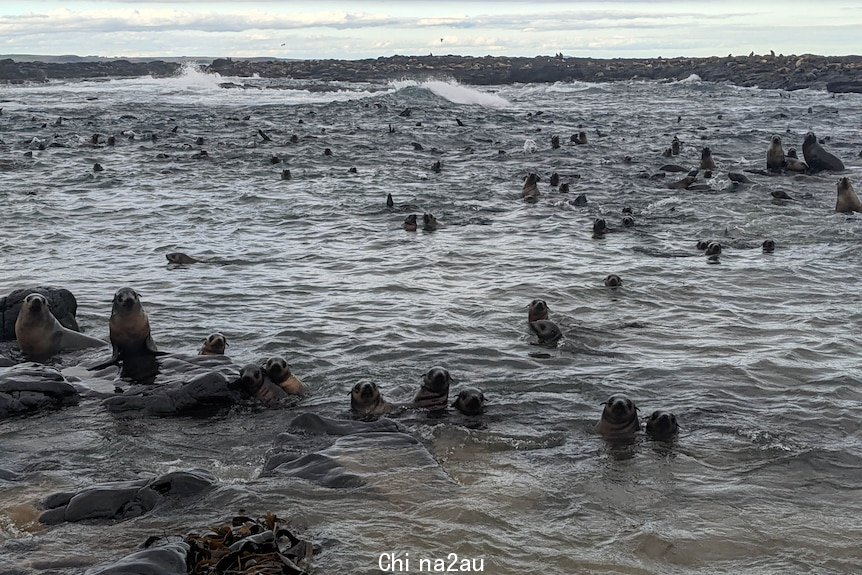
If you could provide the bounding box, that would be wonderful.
[403,214,418,231]
[14,293,106,361]
[767,135,785,171]
[704,241,722,256]
[622,216,635,227]
[166,252,200,265]
[549,172,560,187]
[644,410,680,440]
[423,213,438,231]
[238,363,287,405]
[452,387,486,415]
[671,136,681,155]
[604,274,622,287]
[596,394,640,437]
[198,332,227,355]
[528,299,549,322]
[762,239,776,253]
[263,356,304,395]
[572,131,588,145]
[523,173,541,203]
[529,320,562,345]
[835,177,862,213]
[91,287,164,369]
[592,218,608,238]
[803,132,845,172]
[699,147,716,170]
[413,367,452,409]
[350,381,392,418]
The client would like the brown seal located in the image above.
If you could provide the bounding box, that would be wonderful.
[350,381,392,418]
[238,363,287,405]
[91,287,163,369]
[14,293,106,361]
[529,320,562,345]
[198,332,227,355]
[452,387,486,415]
[803,132,845,172]
[413,367,452,409]
[766,135,785,171]
[645,410,679,440]
[596,394,640,437]
[699,147,716,170]
[522,173,541,203]
[263,356,304,395]
[835,177,862,213]
[166,252,200,265]
[528,299,549,322]
[423,213,438,231]
[403,214,418,231]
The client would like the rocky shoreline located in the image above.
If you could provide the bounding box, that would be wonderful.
[1,53,861,92]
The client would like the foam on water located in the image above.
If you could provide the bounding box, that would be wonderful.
[391,79,511,108]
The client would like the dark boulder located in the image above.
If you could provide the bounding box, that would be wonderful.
[0,362,80,419]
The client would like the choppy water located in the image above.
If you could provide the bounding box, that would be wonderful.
[1,66,861,574]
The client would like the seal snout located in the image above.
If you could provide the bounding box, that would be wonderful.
[424,367,451,392]
[646,410,680,439]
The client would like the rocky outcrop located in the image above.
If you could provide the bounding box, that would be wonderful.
[0,362,80,419]
[0,58,180,83]
[0,286,79,341]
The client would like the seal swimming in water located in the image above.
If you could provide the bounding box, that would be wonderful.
[644,410,679,440]
[238,363,288,405]
[596,394,640,437]
[413,367,452,410]
[14,293,106,361]
[350,381,392,418]
[529,320,562,345]
[762,239,776,253]
[699,147,716,170]
[803,132,845,172]
[592,218,608,238]
[522,173,541,203]
[91,288,164,369]
[704,241,722,256]
[671,136,681,155]
[422,213,438,231]
[767,135,785,171]
[835,177,862,213]
[166,252,200,265]
[403,214,418,231]
[603,274,622,287]
[198,332,227,355]
[263,356,304,395]
[528,299,549,322]
[452,387,486,415]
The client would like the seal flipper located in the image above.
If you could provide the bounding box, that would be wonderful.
[90,348,120,370]
[144,335,168,356]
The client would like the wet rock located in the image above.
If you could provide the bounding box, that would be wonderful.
[0,363,80,419]
[39,470,214,525]
[1,286,78,341]
[85,541,189,575]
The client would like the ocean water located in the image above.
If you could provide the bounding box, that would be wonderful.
[0,65,861,574]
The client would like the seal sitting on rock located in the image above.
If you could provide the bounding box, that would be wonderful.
[92,288,164,370]
[803,132,845,172]
[835,177,862,213]
[14,293,106,361]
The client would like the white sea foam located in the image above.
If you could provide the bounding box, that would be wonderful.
[391,79,510,108]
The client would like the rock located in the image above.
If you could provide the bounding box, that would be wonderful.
[0,363,80,419]
[0,286,78,341]
[826,81,862,93]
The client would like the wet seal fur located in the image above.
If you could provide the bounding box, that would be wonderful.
[528,299,549,322]
[645,410,679,440]
[803,132,845,172]
[166,252,201,265]
[350,381,392,418]
[452,387,486,415]
[529,320,562,345]
[198,332,227,355]
[700,147,716,170]
[522,173,541,203]
[238,363,288,405]
[263,356,304,395]
[413,367,452,410]
[596,394,640,437]
[92,288,164,370]
[603,274,622,287]
[767,135,785,171]
[835,177,862,213]
[14,293,106,361]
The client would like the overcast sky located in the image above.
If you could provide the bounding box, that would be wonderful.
[1,1,860,59]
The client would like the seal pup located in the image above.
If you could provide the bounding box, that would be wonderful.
[766,135,785,171]
[263,356,304,395]
[350,381,392,418]
[528,299,549,322]
[699,147,716,170]
[238,364,287,405]
[529,320,562,345]
[166,252,200,265]
[452,388,486,415]
[522,173,541,203]
[803,132,845,172]
[603,274,622,287]
[14,293,106,361]
[403,214,418,231]
[644,410,680,440]
[198,332,227,355]
[91,288,164,370]
[422,213,438,231]
[413,367,452,410]
[835,177,862,213]
[596,394,640,437]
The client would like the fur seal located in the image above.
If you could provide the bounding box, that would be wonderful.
[803,132,845,172]
[528,299,549,322]
[592,218,608,237]
[529,320,562,345]
[644,410,679,440]
[559,183,570,193]
[523,173,541,203]
[549,172,560,187]
[704,241,722,256]
[198,332,227,355]
[603,274,622,287]
[92,288,163,369]
[596,394,640,437]
[767,135,785,171]
[14,293,106,361]
[762,239,775,253]
[350,381,392,418]
[671,137,681,155]
[452,387,486,415]
[659,164,688,173]
[622,216,635,227]
[572,132,588,145]
[238,363,287,405]
[166,252,200,265]
[423,213,438,231]
[403,214,418,231]
[700,147,716,170]
[263,356,304,395]
[571,193,588,206]
[668,171,697,190]
[431,160,441,173]
[413,367,452,409]
[835,177,862,213]
[551,135,560,149]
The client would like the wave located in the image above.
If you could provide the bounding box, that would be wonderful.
[390,79,511,108]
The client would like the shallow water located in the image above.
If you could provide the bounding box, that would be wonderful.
[1,67,861,574]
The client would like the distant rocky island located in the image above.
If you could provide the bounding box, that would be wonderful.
[1,54,860,92]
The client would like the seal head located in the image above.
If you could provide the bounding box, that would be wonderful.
[414,367,452,409]
[596,394,640,437]
[452,387,486,415]
[199,332,227,355]
[528,299,549,322]
[645,410,680,440]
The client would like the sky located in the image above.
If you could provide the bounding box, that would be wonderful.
[0,1,860,60]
